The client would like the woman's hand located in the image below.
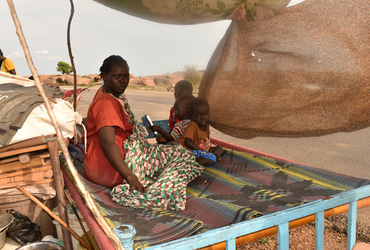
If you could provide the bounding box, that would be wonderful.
[127,175,147,193]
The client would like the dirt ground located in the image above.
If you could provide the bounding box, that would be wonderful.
[238,214,370,250]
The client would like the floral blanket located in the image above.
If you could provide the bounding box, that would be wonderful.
[93,0,290,24]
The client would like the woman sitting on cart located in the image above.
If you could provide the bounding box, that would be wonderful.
[84,55,203,211]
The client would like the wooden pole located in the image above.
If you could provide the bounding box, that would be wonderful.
[64,189,96,250]
[6,1,125,249]
[48,140,73,250]
[67,0,77,111]
[17,186,92,250]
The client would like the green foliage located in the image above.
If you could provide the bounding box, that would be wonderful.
[56,61,73,75]
[183,65,202,87]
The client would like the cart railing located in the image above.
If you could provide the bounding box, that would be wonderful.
[146,184,370,250]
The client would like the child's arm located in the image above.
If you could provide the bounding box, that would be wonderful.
[185,138,223,158]
[155,134,168,144]
[184,137,203,150]
[185,137,218,166]
[151,125,174,142]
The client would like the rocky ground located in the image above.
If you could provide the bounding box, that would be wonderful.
[238,214,370,249]
[26,70,199,88]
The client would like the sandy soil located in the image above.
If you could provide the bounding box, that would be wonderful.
[238,214,370,249]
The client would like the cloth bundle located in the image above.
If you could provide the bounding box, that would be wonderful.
[0,83,64,146]
[94,0,289,24]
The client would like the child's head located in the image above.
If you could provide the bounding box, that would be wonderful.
[174,94,195,120]
[174,80,193,99]
[190,98,210,128]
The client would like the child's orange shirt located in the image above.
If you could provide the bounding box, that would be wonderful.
[178,121,211,151]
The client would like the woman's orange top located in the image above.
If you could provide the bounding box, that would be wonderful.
[84,88,133,189]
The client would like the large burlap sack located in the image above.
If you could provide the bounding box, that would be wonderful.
[199,0,370,138]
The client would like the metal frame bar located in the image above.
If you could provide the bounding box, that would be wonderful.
[348,201,357,250]
[146,185,370,250]
[315,211,324,250]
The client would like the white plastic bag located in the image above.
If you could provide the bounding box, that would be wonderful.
[9,98,75,145]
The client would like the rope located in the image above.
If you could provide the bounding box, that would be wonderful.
[74,112,87,154]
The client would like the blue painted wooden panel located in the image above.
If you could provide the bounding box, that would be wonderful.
[225,239,236,250]
[146,185,370,250]
[277,222,289,250]
[347,201,357,250]
[315,211,324,250]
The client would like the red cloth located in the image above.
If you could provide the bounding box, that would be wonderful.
[63,169,116,250]
[84,91,133,189]
[168,106,181,131]
[61,88,83,99]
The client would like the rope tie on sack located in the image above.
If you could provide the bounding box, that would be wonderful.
[74,112,87,154]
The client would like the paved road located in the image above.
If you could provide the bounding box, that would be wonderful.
[77,88,370,222]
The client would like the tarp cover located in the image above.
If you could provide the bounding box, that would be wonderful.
[94,0,290,24]
[0,84,64,146]
[199,0,370,139]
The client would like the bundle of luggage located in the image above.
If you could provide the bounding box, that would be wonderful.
[0,135,59,193]
[0,80,85,238]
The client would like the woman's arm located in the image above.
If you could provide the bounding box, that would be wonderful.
[99,126,146,193]
[151,125,174,141]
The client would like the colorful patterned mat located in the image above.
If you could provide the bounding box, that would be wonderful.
[62,142,370,249]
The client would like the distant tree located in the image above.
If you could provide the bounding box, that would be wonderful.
[56,61,73,75]
[184,65,202,87]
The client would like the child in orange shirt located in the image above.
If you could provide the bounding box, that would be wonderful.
[178,97,224,166]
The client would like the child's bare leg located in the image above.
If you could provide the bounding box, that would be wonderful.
[210,146,225,160]
[196,156,216,166]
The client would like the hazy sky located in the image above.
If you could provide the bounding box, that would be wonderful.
[1,0,304,77]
